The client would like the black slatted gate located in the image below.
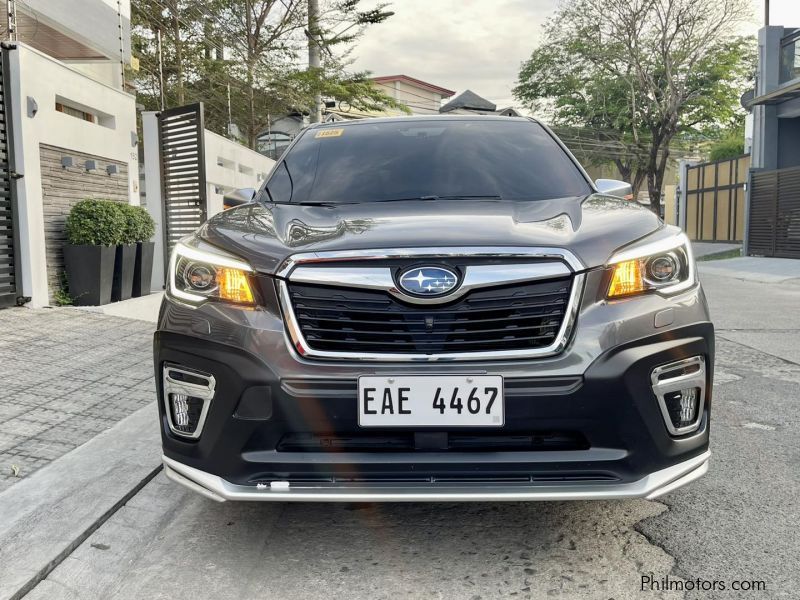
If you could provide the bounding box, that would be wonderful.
[748,166,800,259]
[157,103,207,273]
[0,46,22,308]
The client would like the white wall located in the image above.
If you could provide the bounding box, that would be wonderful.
[142,113,275,290]
[204,130,274,216]
[393,80,442,114]
[8,43,139,308]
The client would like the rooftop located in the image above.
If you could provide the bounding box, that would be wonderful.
[371,75,456,98]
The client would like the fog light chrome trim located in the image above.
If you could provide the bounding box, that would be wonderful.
[651,355,706,436]
[162,364,216,439]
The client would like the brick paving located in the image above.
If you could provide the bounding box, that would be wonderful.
[0,307,155,493]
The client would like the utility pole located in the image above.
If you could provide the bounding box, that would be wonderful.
[764,0,769,26]
[5,0,18,42]
[157,28,165,110]
[307,0,322,123]
[227,83,233,137]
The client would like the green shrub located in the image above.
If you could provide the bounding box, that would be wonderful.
[709,135,745,162]
[121,204,156,244]
[65,199,127,246]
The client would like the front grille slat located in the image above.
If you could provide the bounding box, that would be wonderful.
[288,275,573,355]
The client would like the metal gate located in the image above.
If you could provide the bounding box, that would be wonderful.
[157,103,207,273]
[684,155,749,242]
[748,166,800,258]
[0,46,22,308]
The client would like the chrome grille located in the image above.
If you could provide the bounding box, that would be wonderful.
[287,277,572,354]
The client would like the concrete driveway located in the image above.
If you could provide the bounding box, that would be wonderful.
[2,263,799,600]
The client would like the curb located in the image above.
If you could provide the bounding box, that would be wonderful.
[0,404,161,600]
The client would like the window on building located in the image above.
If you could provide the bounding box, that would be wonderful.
[780,29,800,84]
[55,102,96,123]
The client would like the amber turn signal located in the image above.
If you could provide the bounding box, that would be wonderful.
[218,267,255,304]
[608,259,646,298]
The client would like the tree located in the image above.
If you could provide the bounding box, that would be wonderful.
[131,0,402,149]
[514,0,754,212]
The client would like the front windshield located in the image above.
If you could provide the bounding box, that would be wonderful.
[265,119,592,205]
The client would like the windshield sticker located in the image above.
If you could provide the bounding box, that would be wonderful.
[315,129,344,138]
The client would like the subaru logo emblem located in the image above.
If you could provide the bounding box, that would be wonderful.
[398,266,459,296]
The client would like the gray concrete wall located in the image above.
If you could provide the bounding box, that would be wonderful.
[40,144,128,303]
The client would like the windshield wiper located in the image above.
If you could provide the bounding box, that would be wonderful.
[294,201,343,207]
[373,194,502,203]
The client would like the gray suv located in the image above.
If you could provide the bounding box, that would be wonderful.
[155,116,713,502]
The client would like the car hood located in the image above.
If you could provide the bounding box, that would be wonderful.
[198,194,662,273]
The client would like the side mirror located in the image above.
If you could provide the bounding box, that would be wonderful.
[595,179,634,200]
[223,188,256,210]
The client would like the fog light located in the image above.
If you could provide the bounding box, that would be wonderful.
[650,356,706,436]
[168,393,205,434]
[163,364,216,439]
[663,388,699,429]
[170,393,190,427]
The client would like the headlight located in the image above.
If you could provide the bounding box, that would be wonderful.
[607,232,695,299]
[168,242,255,305]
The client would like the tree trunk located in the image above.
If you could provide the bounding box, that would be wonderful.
[647,146,672,215]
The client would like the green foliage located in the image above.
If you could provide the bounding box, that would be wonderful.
[709,134,745,161]
[121,204,156,243]
[65,199,127,247]
[131,0,401,148]
[514,0,755,212]
[53,275,74,306]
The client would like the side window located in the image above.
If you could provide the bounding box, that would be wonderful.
[265,162,293,203]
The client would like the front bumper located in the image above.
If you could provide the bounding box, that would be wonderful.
[154,318,714,502]
[163,450,710,502]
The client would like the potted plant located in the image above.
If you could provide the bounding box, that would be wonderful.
[126,205,156,297]
[64,199,126,306]
[111,204,140,302]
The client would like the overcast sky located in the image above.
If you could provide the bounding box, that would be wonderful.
[350,0,800,111]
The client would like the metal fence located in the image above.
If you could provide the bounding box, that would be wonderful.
[748,165,800,259]
[157,103,207,273]
[684,155,749,243]
[0,46,21,308]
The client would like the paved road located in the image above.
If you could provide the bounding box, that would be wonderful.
[0,309,154,493]
[23,268,800,600]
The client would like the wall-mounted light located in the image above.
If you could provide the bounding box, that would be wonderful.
[131,131,138,147]
[84,160,97,171]
[61,156,74,168]
[27,96,38,118]
[106,164,119,176]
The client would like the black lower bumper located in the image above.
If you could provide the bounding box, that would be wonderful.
[154,323,713,497]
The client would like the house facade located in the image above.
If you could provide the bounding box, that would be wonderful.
[1,0,138,307]
[749,26,800,172]
[744,25,800,258]
[370,75,455,115]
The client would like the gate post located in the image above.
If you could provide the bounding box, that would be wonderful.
[744,169,752,256]
[677,159,690,232]
[144,103,207,290]
[142,111,165,290]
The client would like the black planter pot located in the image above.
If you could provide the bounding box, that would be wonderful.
[111,244,136,302]
[132,241,155,297]
[63,244,116,306]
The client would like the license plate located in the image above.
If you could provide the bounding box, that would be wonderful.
[358,375,504,427]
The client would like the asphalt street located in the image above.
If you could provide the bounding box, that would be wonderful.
[23,267,800,600]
